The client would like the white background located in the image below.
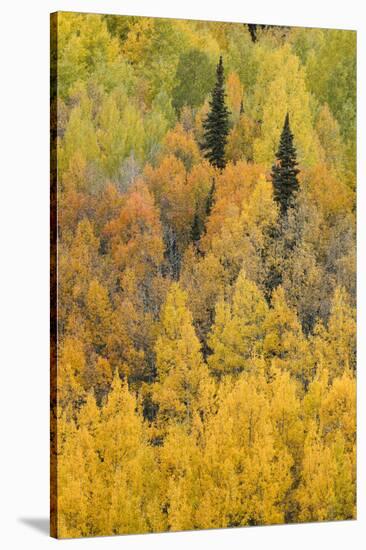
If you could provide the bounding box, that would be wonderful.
[0,0,364,548]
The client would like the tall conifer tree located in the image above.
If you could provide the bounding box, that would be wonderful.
[205,177,216,217]
[190,209,203,244]
[201,56,230,170]
[271,113,300,214]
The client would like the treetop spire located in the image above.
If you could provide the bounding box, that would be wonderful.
[201,55,230,170]
[271,112,300,215]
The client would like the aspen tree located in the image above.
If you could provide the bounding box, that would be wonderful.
[208,270,268,376]
[153,283,211,425]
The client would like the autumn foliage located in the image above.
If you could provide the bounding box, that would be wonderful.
[51,12,356,538]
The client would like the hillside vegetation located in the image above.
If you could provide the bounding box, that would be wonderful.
[51,13,356,538]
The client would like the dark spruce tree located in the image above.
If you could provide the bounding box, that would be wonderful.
[205,177,216,217]
[190,178,216,248]
[271,113,300,215]
[191,210,204,244]
[201,56,230,170]
[247,24,269,43]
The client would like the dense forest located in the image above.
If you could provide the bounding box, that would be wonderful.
[51,12,356,538]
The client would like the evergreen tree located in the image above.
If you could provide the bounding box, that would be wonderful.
[248,24,259,43]
[247,23,269,43]
[205,177,216,217]
[190,209,203,244]
[271,113,300,215]
[190,178,216,246]
[201,56,230,170]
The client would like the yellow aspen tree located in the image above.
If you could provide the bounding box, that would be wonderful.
[153,283,212,425]
[312,286,356,379]
[268,367,304,459]
[58,152,93,233]
[143,156,198,270]
[239,174,279,251]
[296,422,355,522]
[56,12,127,99]
[194,98,210,146]
[330,433,356,520]
[122,18,155,65]
[121,103,146,162]
[226,71,243,123]
[85,279,114,354]
[204,207,252,284]
[58,337,86,409]
[96,95,126,178]
[187,160,216,214]
[196,373,293,528]
[159,423,203,531]
[208,270,268,376]
[305,29,356,146]
[206,161,264,210]
[99,374,166,535]
[85,278,145,378]
[162,123,201,171]
[82,356,113,404]
[300,368,355,520]
[326,286,356,373]
[320,369,356,452]
[280,240,325,335]
[67,215,100,271]
[60,104,100,173]
[226,113,258,163]
[263,286,312,384]
[57,394,103,537]
[180,247,227,344]
[202,172,277,286]
[300,165,353,222]
[315,103,345,174]
[302,364,329,426]
[57,416,84,538]
[116,266,169,354]
[58,219,100,333]
[266,367,305,520]
[252,44,320,167]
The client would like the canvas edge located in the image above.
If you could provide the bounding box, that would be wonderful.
[50,10,59,540]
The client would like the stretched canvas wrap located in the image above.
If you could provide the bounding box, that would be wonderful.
[50,11,357,539]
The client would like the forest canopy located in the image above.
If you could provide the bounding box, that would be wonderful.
[51,12,356,538]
